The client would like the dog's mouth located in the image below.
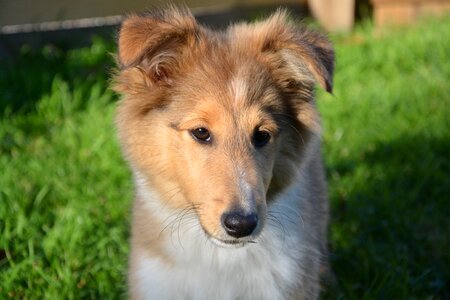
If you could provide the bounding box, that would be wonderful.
[208,236,257,248]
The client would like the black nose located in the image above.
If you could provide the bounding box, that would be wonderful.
[221,212,258,238]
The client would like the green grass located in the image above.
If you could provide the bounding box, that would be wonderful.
[1,17,449,299]
[319,18,450,299]
[0,39,130,298]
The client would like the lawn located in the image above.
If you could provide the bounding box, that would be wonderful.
[1,16,449,299]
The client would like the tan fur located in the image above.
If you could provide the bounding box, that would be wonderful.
[114,6,334,300]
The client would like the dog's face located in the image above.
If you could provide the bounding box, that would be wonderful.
[114,8,333,247]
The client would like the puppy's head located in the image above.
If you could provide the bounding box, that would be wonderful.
[114,7,333,247]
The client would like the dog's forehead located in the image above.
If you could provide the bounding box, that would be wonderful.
[229,73,247,104]
[178,64,281,117]
[185,47,279,105]
[170,34,286,121]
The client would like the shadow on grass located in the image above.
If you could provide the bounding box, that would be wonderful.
[0,38,115,117]
[325,134,450,299]
[0,38,117,157]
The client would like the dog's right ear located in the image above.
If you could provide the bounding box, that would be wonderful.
[117,7,198,86]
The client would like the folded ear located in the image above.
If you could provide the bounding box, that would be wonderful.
[249,10,334,93]
[284,27,334,93]
[117,7,199,85]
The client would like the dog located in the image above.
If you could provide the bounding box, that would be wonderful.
[113,6,334,300]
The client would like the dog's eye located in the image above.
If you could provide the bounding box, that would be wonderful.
[253,129,271,148]
[191,128,211,143]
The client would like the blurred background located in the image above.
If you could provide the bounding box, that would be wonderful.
[0,0,449,299]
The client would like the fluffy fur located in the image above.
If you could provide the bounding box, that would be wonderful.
[113,6,334,300]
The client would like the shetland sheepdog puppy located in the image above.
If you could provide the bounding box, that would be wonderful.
[113,6,334,300]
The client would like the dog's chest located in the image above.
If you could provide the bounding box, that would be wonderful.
[136,229,300,300]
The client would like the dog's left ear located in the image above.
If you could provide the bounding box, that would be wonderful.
[285,28,334,93]
[283,30,334,93]
[250,11,334,93]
